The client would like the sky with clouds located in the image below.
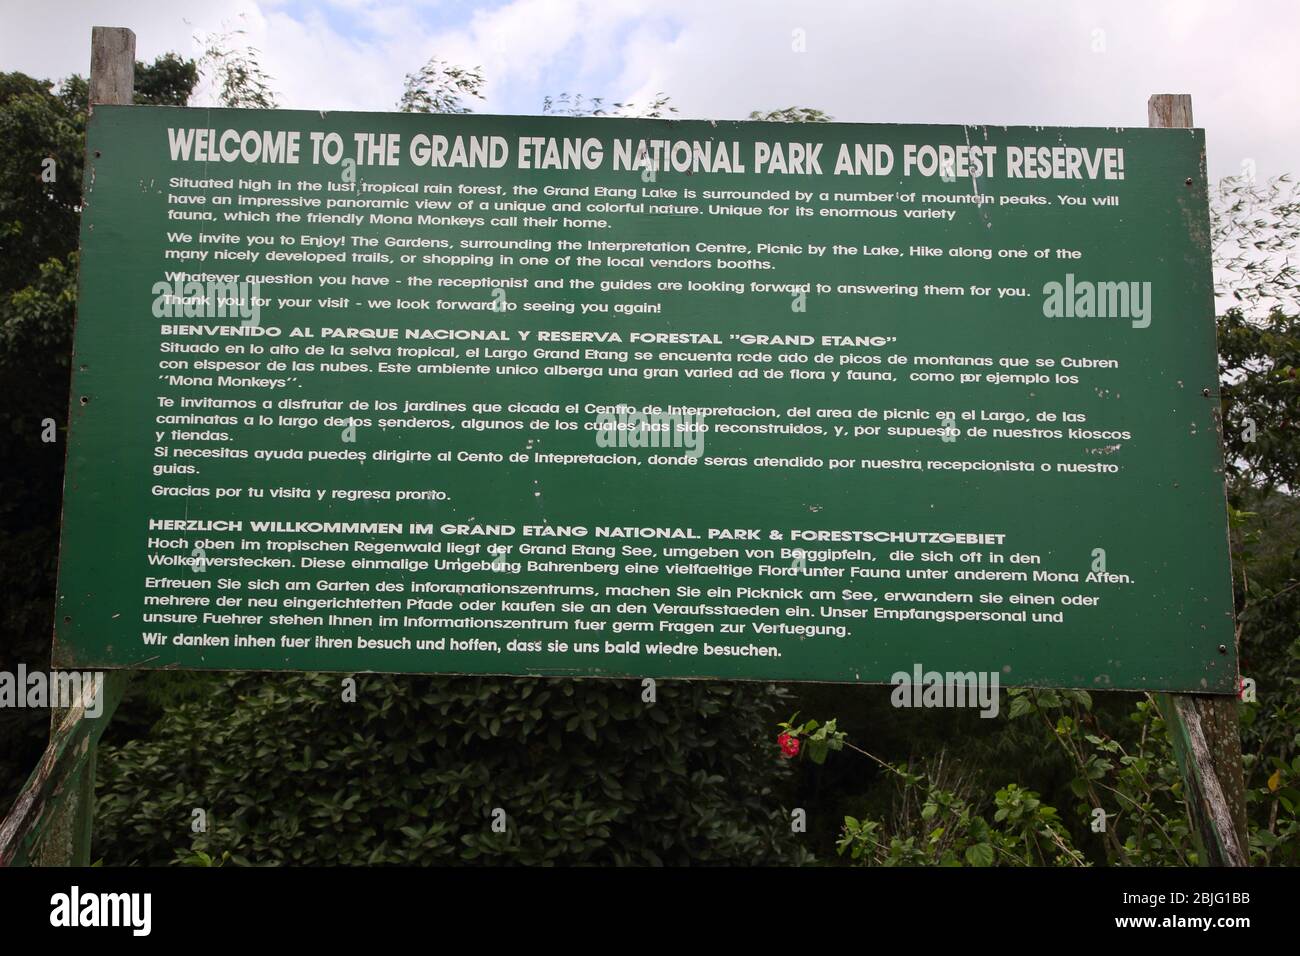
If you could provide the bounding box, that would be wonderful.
[2,0,1296,181]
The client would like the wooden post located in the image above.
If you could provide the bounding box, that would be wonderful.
[9,674,127,867]
[89,27,136,107]
[1148,93,1249,867]
[29,27,136,868]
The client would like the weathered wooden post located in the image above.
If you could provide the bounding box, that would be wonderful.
[89,26,136,107]
[1148,93,1249,867]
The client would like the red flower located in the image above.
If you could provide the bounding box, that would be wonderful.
[778,732,800,758]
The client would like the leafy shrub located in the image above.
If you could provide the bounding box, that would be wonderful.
[96,674,809,866]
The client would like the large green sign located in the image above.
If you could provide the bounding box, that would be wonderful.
[54,106,1235,691]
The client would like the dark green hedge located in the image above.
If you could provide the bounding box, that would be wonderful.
[96,673,810,866]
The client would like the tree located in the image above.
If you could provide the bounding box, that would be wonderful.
[132,53,199,108]
[1212,173,1299,320]
[542,92,677,119]
[196,27,279,109]
[1218,306,1300,496]
[1213,175,1300,497]
[748,107,833,124]
[0,57,200,815]
[399,57,483,114]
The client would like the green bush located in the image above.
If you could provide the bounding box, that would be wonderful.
[96,673,810,866]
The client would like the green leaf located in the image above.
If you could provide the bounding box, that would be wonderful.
[965,843,995,867]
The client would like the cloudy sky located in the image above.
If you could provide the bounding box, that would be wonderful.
[2,0,1296,181]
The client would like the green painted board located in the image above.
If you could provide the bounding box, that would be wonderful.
[54,106,1236,691]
